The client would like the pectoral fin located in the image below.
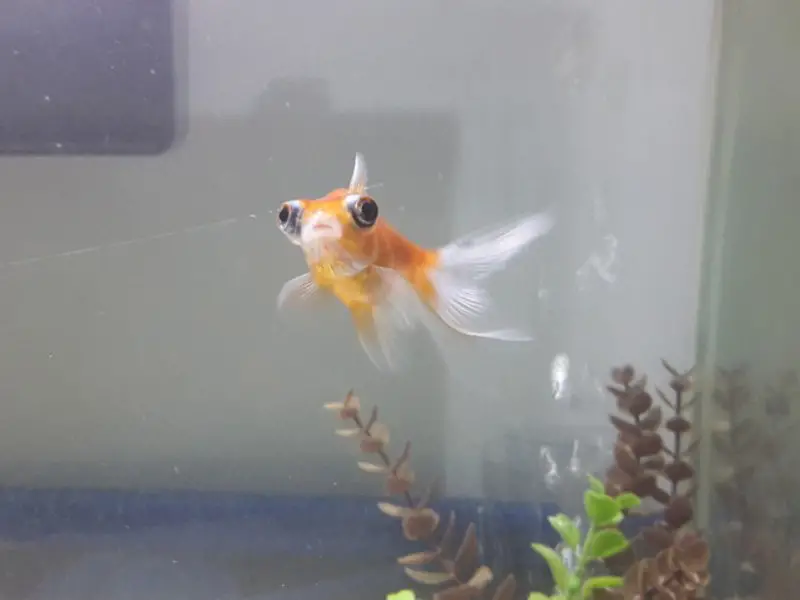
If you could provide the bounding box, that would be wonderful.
[276,273,328,311]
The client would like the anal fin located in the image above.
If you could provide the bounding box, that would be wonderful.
[350,267,425,372]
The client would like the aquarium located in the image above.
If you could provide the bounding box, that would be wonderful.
[0,0,795,599]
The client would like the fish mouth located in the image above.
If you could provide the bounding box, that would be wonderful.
[302,214,342,244]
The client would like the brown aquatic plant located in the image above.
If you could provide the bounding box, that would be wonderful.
[597,360,709,600]
[324,390,516,600]
[615,529,710,600]
[712,366,800,599]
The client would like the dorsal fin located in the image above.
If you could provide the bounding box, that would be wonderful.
[348,153,368,195]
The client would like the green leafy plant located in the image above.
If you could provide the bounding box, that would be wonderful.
[387,591,417,600]
[528,475,639,600]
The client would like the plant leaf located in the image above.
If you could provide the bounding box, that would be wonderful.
[582,576,625,598]
[377,502,410,518]
[335,428,361,437]
[584,490,623,527]
[403,567,453,585]
[466,565,494,588]
[547,514,581,551]
[528,594,552,600]
[397,551,439,565]
[387,591,417,600]
[585,529,629,560]
[587,475,605,493]
[531,543,569,592]
[614,492,641,510]
[357,461,387,473]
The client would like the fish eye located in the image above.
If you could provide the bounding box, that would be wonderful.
[348,196,379,229]
[277,203,291,226]
[276,201,304,242]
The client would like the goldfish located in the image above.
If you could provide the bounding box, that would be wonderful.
[276,153,554,371]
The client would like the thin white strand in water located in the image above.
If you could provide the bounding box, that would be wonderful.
[0,214,259,271]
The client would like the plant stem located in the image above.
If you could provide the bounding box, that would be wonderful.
[567,525,595,600]
[349,410,461,584]
[351,412,414,507]
[672,389,682,496]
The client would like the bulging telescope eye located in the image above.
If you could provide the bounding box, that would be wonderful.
[277,201,304,242]
[277,203,291,226]
[349,196,379,228]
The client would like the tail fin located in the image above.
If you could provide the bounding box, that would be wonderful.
[424,210,555,341]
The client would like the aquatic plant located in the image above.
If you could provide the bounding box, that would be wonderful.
[387,591,418,600]
[712,366,800,599]
[597,361,710,600]
[325,390,517,600]
[529,475,634,600]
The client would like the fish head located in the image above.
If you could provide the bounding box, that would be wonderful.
[276,153,380,266]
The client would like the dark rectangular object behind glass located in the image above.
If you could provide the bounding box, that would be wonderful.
[0,0,175,155]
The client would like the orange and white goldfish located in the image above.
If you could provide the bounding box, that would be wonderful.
[276,153,554,371]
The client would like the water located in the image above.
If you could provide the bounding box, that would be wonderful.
[0,0,794,599]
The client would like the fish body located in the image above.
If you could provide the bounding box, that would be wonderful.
[276,153,555,371]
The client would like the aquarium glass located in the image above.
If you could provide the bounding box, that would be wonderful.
[0,1,730,599]
[695,0,800,598]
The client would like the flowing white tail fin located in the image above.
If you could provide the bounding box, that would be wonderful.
[425,210,555,341]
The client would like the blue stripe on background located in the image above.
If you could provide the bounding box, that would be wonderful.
[0,488,658,600]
